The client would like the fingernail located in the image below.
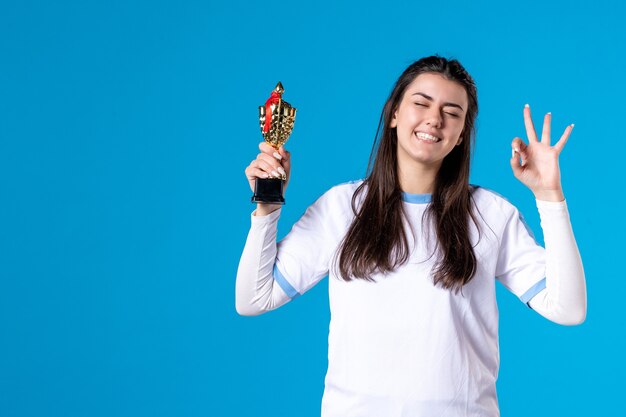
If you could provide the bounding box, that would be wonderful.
[547,112,551,115]
[277,166,286,176]
[263,172,269,178]
[273,151,282,160]
[525,104,529,108]
[514,147,520,152]
[571,123,575,128]
[271,170,279,178]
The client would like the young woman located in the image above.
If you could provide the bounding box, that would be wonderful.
[236,56,586,417]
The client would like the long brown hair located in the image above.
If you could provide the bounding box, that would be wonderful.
[336,56,481,293]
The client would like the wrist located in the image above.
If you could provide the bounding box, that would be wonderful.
[533,188,565,202]
[255,203,282,216]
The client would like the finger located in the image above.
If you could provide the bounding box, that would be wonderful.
[259,141,288,165]
[258,152,283,170]
[245,165,270,180]
[511,137,528,167]
[511,137,527,152]
[248,158,277,178]
[258,141,279,156]
[523,104,539,143]
[271,146,287,165]
[554,124,574,154]
[541,112,551,145]
[510,146,524,178]
[278,145,291,172]
[257,153,285,177]
[278,145,290,161]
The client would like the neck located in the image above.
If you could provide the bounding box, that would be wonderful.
[398,160,440,194]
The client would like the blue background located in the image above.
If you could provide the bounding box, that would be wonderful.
[1,0,623,416]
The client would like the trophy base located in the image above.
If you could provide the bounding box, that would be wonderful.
[251,178,285,204]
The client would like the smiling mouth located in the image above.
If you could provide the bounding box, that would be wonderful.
[415,132,441,143]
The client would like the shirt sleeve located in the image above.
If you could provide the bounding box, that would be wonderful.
[495,200,548,303]
[526,199,587,325]
[235,190,333,316]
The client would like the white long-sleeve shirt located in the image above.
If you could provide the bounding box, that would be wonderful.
[235,180,586,417]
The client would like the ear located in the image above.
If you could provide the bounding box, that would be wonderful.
[390,110,398,128]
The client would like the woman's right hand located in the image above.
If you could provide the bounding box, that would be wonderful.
[244,142,291,214]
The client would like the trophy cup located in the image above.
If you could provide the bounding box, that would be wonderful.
[251,82,297,204]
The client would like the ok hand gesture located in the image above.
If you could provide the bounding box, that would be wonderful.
[510,104,574,202]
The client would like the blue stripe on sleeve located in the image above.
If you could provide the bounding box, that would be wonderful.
[273,264,301,300]
[517,211,538,244]
[521,277,547,307]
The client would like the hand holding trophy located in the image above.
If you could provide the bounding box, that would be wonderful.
[245,82,297,213]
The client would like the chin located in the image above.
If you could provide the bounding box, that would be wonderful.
[407,153,442,167]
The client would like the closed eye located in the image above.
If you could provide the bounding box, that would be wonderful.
[415,103,460,118]
[415,102,460,118]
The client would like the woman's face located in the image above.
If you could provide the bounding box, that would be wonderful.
[390,72,468,171]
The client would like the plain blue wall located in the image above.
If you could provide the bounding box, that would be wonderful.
[1,0,623,416]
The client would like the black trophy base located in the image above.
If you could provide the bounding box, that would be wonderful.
[251,178,285,204]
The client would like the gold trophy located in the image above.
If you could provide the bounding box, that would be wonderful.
[252,82,297,204]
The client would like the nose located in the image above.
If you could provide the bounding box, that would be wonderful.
[425,108,443,128]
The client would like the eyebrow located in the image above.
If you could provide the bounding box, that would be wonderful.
[412,92,464,111]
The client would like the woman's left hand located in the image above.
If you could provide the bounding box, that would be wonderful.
[510,104,573,202]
